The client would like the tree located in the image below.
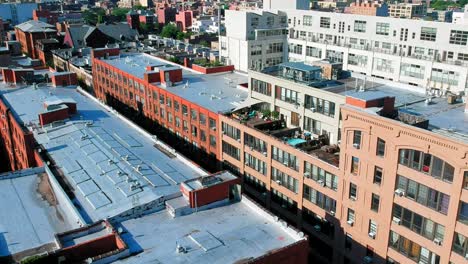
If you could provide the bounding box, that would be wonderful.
[161,24,180,39]
[112,8,130,21]
[134,4,146,10]
[83,8,106,25]
[199,40,209,47]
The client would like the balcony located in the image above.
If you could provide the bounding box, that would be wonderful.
[226,108,340,167]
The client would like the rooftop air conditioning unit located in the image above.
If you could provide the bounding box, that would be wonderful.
[368,232,376,239]
[394,189,405,197]
[392,217,401,225]
[347,220,354,226]
[317,179,325,187]
[433,238,442,245]
[353,143,360,149]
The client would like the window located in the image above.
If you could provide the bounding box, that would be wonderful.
[393,204,445,241]
[453,232,468,257]
[244,153,267,175]
[459,201,468,225]
[398,149,454,182]
[244,173,267,193]
[371,193,380,212]
[389,231,440,263]
[272,167,298,193]
[373,166,383,185]
[464,171,468,190]
[304,95,335,117]
[222,141,240,160]
[348,53,368,67]
[289,44,303,55]
[376,138,385,156]
[191,109,198,121]
[303,117,321,135]
[209,118,216,130]
[222,122,240,140]
[326,50,343,63]
[271,188,297,214]
[272,146,299,171]
[182,104,188,116]
[306,46,322,58]
[303,185,336,213]
[303,15,312,26]
[320,17,330,28]
[251,79,271,96]
[373,58,394,73]
[349,183,357,200]
[174,101,180,112]
[200,130,206,142]
[420,27,437,41]
[353,131,361,147]
[199,113,206,125]
[278,86,299,104]
[396,175,450,214]
[400,63,425,79]
[209,135,216,147]
[376,22,389,35]
[304,161,338,191]
[347,208,355,222]
[431,68,459,86]
[449,30,468,45]
[244,133,267,153]
[351,157,359,174]
[354,20,366,33]
[266,42,283,54]
[458,53,468,61]
[369,220,377,237]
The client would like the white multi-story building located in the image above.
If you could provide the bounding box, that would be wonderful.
[221,0,468,94]
[220,10,289,72]
[453,5,468,25]
[192,16,220,34]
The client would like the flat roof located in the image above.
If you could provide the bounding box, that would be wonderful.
[100,53,249,113]
[279,61,321,72]
[0,83,208,222]
[0,168,76,256]
[115,198,305,264]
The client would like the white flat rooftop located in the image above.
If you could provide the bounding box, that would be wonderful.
[115,198,305,264]
[100,53,249,113]
[0,83,207,223]
[0,169,75,256]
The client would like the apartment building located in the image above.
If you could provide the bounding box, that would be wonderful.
[220,10,289,72]
[388,3,426,19]
[91,48,249,171]
[339,93,468,264]
[217,63,468,263]
[344,0,389,17]
[222,1,468,94]
[285,9,468,94]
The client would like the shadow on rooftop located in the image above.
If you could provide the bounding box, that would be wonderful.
[73,110,110,122]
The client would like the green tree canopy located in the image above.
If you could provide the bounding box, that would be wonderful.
[112,8,130,21]
[161,24,180,39]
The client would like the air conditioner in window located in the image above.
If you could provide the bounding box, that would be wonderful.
[368,232,376,239]
[310,107,316,112]
[283,162,289,166]
[347,220,354,226]
[433,238,442,245]
[394,189,405,197]
[304,172,311,178]
[329,211,335,216]
[465,253,468,260]
[236,138,241,142]
[353,143,360,149]
[263,152,267,156]
[392,217,401,225]
[317,179,325,187]
[250,146,254,151]
[276,180,282,185]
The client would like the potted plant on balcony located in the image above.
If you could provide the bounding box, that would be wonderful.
[271,111,280,120]
[262,109,271,120]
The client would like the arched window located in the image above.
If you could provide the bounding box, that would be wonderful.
[398,149,454,183]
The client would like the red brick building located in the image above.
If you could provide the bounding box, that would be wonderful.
[15,20,56,59]
[175,10,193,32]
[92,49,247,171]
